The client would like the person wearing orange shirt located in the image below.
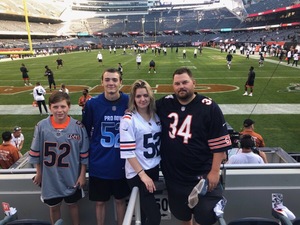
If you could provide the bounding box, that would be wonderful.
[240,118,267,163]
[78,88,92,112]
[0,131,20,169]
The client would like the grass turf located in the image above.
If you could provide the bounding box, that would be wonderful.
[0,47,299,153]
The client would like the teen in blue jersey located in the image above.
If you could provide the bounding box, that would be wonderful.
[120,80,161,225]
[82,68,130,225]
[156,67,232,225]
[29,91,89,225]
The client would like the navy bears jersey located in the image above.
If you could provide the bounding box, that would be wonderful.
[156,93,231,185]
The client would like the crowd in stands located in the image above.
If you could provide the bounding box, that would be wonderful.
[0,0,298,53]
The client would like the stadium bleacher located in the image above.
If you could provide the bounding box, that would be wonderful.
[0,0,299,51]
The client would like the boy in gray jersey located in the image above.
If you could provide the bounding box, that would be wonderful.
[29,91,89,225]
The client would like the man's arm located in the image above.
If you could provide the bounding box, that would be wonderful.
[207,151,226,192]
[19,139,24,151]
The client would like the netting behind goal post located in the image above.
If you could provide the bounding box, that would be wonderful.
[0,0,34,55]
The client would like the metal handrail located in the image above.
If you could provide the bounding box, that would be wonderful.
[122,186,141,225]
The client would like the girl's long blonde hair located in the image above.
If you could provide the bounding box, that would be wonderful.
[128,79,156,119]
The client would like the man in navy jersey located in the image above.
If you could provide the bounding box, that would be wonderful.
[82,68,130,225]
[156,67,232,225]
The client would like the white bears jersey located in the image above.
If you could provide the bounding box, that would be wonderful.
[120,111,161,179]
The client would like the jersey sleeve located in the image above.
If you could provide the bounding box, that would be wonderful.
[78,121,89,165]
[207,101,232,153]
[29,123,42,165]
[120,113,137,159]
[81,98,93,136]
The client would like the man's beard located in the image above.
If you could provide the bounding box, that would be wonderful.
[176,89,193,101]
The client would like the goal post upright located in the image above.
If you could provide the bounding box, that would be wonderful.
[0,0,34,55]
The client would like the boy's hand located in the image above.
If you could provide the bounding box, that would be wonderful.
[32,174,42,187]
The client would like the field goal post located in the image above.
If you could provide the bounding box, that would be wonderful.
[0,0,34,55]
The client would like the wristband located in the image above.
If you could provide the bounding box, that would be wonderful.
[137,169,144,175]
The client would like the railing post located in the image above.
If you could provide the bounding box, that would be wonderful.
[122,186,141,225]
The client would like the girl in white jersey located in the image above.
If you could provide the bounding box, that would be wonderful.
[120,80,161,225]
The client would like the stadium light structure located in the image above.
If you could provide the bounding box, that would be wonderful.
[0,0,33,55]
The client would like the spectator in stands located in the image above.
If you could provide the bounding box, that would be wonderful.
[227,134,265,164]
[148,60,156,74]
[97,51,103,66]
[0,131,20,169]
[10,126,24,157]
[240,118,268,163]
[20,63,32,86]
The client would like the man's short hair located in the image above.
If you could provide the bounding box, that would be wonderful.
[101,68,122,81]
[172,67,193,78]
[240,134,255,148]
[2,131,12,142]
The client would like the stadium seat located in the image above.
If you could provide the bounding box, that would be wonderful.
[227,217,280,225]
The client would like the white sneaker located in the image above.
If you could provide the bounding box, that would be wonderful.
[24,83,28,86]
[29,83,32,86]
[249,93,253,97]
[188,179,208,208]
[148,71,150,73]
[243,92,248,96]
[154,71,156,73]
[274,206,296,220]
[214,197,227,217]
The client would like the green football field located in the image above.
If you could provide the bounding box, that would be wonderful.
[0,47,299,154]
